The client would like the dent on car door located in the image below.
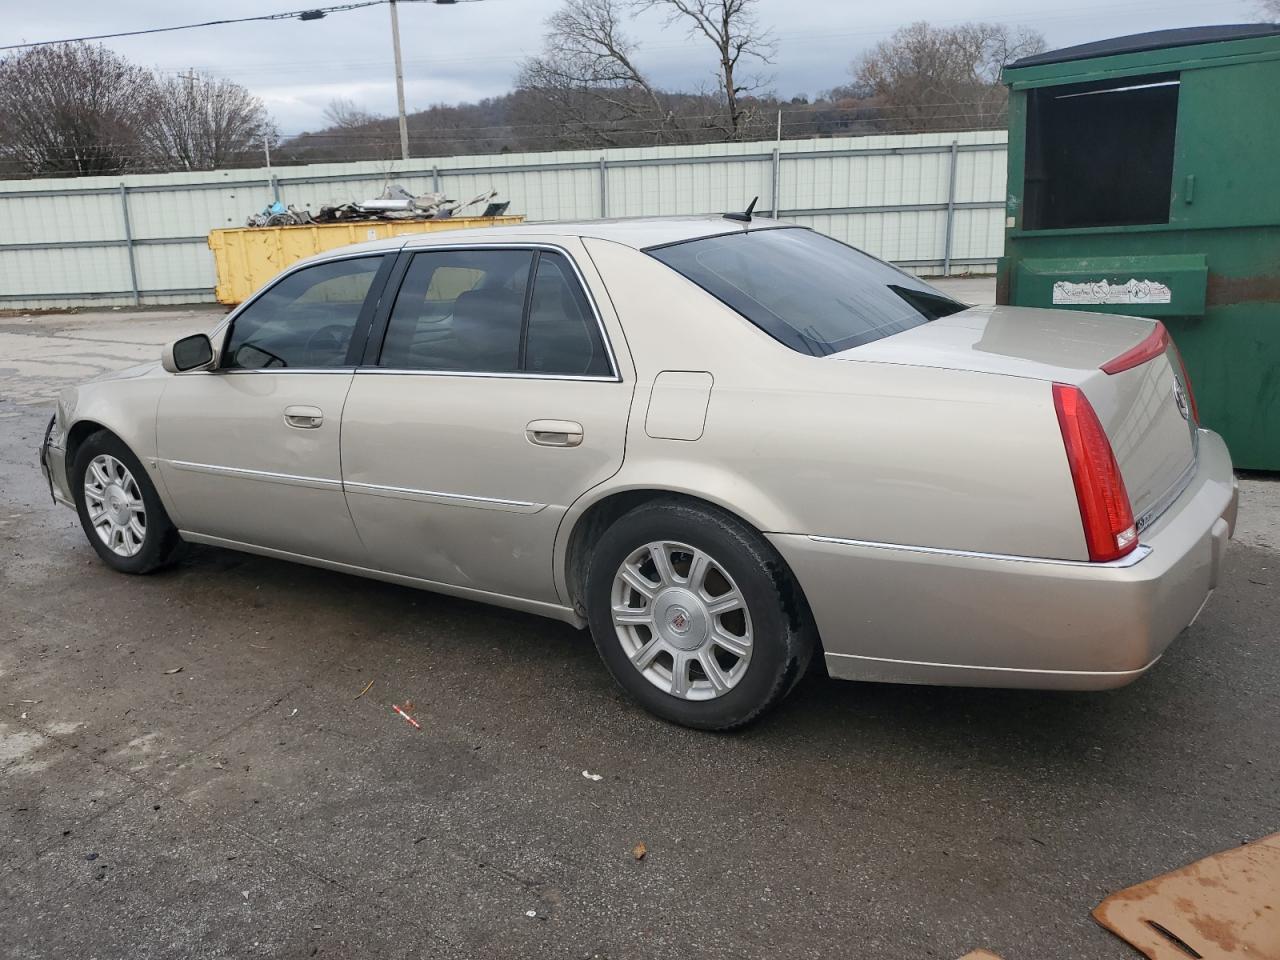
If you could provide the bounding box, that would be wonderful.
[156,254,392,564]
[340,244,632,603]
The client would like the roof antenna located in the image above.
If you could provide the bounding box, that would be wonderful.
[723,196,758,223]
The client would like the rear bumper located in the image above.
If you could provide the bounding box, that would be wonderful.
[769,428,1237,690]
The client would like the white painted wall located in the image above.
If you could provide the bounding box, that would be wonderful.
[0,130,1008,310]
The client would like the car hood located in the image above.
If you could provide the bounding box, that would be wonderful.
[832,304,1156,381]
[86,360,164,384]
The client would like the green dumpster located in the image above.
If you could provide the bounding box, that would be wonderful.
[998,24,1280,469]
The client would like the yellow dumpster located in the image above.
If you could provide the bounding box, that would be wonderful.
[207,215,525,304]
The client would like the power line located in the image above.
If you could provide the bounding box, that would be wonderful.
[0,0,481,53]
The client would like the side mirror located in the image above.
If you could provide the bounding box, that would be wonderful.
[162,334,215,373]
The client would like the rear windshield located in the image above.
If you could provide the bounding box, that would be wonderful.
[647,228,965,356]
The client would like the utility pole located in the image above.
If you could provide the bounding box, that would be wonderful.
[389,0,410,161]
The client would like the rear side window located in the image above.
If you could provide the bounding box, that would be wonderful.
[381,249,532,373]
[524,252,611,377]
[647,228,964,356]
[378,247,612,377]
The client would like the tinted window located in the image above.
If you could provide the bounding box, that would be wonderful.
[224,257,382,369]
[648,228,964,356]
[1023,75,1178,230]
[380,249,533,373]
[524,252,611,376]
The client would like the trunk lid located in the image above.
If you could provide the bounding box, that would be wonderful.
[836,305,1198,527]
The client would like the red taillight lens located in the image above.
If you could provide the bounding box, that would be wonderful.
[1101,321,1170,375]
[1052,383,1138,562]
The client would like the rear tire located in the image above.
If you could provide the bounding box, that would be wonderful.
[71,431,181,574]
[585,499,816,730]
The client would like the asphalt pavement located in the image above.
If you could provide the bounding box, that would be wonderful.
[1,295,1277,960]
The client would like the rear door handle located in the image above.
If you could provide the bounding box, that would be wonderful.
[526,419,583,447]
[284,405,324,429]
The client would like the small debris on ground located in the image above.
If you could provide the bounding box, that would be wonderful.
[288,708,298,718]
[355,679,374,700]
[392,704,421,730]
[581,770,603,781]
[163,667,183,675]
[632,842,647,861]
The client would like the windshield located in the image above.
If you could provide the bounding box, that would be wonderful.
[647,228,965,356]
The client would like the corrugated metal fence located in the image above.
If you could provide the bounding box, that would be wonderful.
[0,130,1008,310]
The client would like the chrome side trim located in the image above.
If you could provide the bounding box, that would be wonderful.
[164,459,342,491]
[825,651,1161,678]
[204,368,356,376]
[357,368,618,383]
[178,530,584,627]
[806,535,1153,569]
[343,479,546,514]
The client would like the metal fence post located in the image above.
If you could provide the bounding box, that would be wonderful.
[432,165,440,193]
[771,147,781,218]
[942,139,959,277]
[118,183,141,306]
[269,173,280,204]
[599,156,608,218]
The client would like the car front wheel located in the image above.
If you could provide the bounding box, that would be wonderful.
[72,431,181,574]
[585,499,816,730]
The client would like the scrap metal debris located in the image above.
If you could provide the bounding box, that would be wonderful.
[245,186,507,228]
[245,201,313,227]
[1093,831,1280,959]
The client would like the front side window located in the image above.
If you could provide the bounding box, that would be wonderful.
[223,256,383,369]
[378,248,612,376]
[648,228,964,356]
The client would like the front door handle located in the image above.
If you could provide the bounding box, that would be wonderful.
[526,419,583,447]
[284,405,324,429]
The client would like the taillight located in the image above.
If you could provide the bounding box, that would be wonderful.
[1101,321,1170,374]
[1052,383,1138,562]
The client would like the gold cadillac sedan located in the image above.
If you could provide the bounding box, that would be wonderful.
[39,217,1238,729]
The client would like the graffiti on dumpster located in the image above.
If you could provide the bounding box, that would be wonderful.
[1052,279,1173,305]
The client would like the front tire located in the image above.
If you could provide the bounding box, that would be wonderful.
[72,431,181,574]
[585,499,816,730]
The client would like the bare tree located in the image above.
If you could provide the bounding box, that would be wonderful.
[854,21,1045,133]
[324,97,379,130]
[635,0,775,140]
[144,72,273,170]
[516,0,680,147]
[0,43,155,176]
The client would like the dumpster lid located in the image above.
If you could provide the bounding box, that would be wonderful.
[1009,23,1280,69]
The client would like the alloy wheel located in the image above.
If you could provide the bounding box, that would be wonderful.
[610,540,753,701]
[83,454,147,558]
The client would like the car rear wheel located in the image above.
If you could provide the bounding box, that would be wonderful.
[585,499,816,730]
[72,431,181,574]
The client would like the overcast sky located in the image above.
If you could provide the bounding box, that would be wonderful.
[6,0,1261,133]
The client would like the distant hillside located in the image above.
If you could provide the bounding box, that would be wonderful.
[277,86,972,164]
